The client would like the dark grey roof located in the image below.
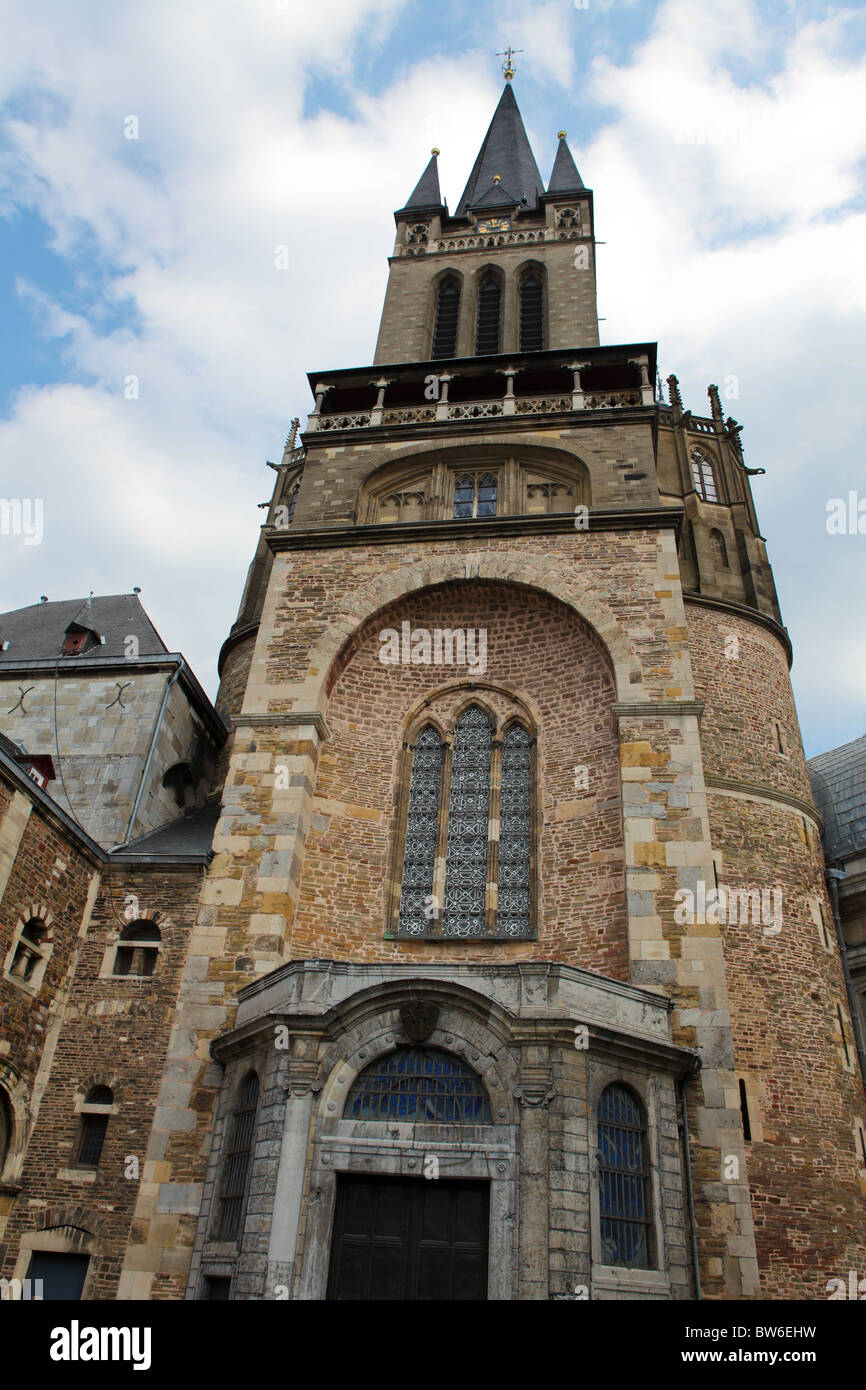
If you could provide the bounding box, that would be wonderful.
[456,84,545,216]
[400,151,443,211]
[807,732,866,860]
[110,805,219,862]
[547,135,584,193]
[0,593,167,664]
[469,180,519,210]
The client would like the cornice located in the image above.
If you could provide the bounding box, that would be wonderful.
[682,591,793,666]
[703,773,823,829]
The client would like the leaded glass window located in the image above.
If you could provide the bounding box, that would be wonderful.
[344,1048,491,1123]
[597,1084,651,1269]
[398,727,443,936]
[690,447,718,502]
[497,726,532,937]
[443,707,492,938]
[453,472,498,519]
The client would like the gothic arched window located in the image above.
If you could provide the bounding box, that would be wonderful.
[286,481,300,524]
[344,1048,491,1123]
[519,272,544,351]
[597,1083,651,1268]
[395,706,535,939]
[453,472,497,519]
[475,273,501,354]
[217,1071,260,1240]
[432,276,460,358]
[690,448,718,502]
[0,1090,11,1172]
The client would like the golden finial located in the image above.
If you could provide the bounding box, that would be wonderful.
[558,130,567,140]
[493,174,501,183]
[431,147,440,156]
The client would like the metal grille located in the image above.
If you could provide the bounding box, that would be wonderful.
[398,727,443,936]
[497,725,532,936]
[519,275,544,350]
[443,707,492,937]
[344,1048,491,1123]
[597,1084,651,1268]
[475,277,501,354]
[690,448,718,501]
[432,278,460,358]
[77,1113,108,1168]
[217,1072,260,1240]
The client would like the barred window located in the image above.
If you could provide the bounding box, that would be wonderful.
[217,1072,260,1241]
[475,273,501,354]
[519,273,544,351]
[344,1048,491,1123]
[690,448,718,502]
[432,277,460,359]
[395,706,534,940]
[597,1084,651,1268]
[76,1086,113,1169]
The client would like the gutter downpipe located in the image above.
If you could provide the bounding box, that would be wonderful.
[679,1054,703,1301]
[827,865,866,1093]
[115,660,185,850]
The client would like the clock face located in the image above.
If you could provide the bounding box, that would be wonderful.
[478,217,510,233]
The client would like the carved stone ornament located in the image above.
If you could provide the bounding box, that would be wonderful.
[399,1001,439,1043]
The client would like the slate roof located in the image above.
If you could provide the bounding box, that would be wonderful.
[0,594,167,664]
[807,733,866,860]
[400,151,443,211]
[110,804,220,862]
[548,134,584,193]
[456,84,545,216]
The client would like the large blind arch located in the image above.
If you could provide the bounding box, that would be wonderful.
[392,699,536,940]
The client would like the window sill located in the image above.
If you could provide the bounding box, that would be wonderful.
[387,933,536,943]
[591,1265,670,1299]
[57,1168,98,1183]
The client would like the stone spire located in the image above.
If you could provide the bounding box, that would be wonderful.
[399,148,444,213]
[455,83,545,216]
[547,131,584,194]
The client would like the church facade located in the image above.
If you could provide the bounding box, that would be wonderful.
[1,79,864,1302]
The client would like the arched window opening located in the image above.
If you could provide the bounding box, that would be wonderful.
[76,1086,114,1169]
[287,481,300,524]
[519,273,544,351]
[398,727,444,937]
[10,918,47,982]
[217,1072,260,1241]
[453,472,497,519]
[0,1090,11,1172]
[432,277,460,359]
[709,528,728,567]
[344,1048,491,1123]
[690,448,718,502]
[597,1084,651,1269]
[475,274,501,355]
[114,921,161,978]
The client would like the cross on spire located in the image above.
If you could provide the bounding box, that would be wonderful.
[497,47,523,81]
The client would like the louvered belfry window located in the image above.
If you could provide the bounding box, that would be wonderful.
[475,275,501,354]
[432,277,460,358]
[519,273,544,351]
[395,707,534,939]
[217,1072,260,1240]
[597,1084,652,1268]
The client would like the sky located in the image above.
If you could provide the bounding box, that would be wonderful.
[0,0,864,758]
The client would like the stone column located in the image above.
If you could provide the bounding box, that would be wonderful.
[369,378,390,428]
[265,1045,323,1299]
[514,1045,555,1299]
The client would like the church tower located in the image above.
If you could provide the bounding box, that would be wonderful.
[129,73,865,1302]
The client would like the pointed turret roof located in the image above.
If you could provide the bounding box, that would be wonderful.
[399,149,444,213]
[547,132,584,193]
[456,84,545,216]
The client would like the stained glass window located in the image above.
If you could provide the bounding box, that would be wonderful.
[597,1084,651,1268]
[443,707,492,937]
[497,726,532,937]
[344,1048,491,1123]
[398,727,443,936]
[453,473,498,519]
